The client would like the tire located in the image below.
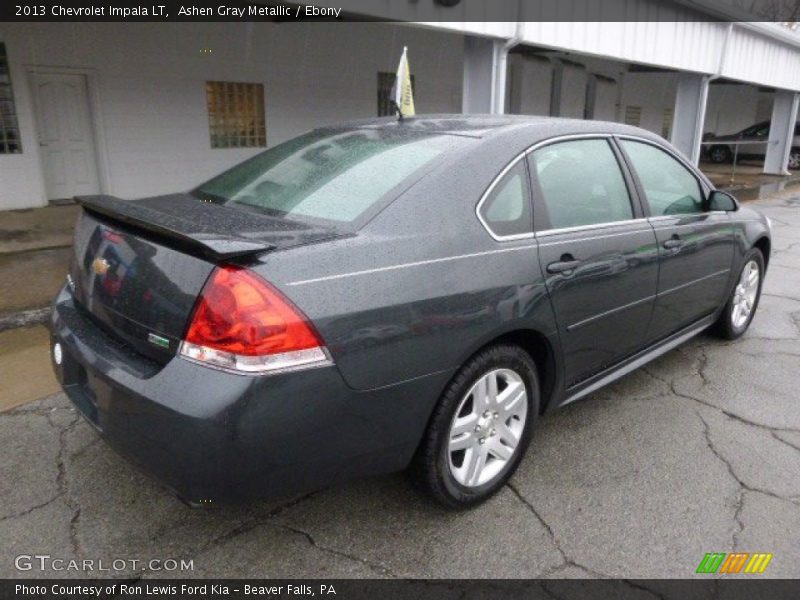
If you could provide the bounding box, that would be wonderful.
[712,248,765,340]
[411,344,539,509]
[709,145,732,164]
[788,148,800,170]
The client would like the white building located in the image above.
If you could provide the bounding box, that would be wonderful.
[1,0,799,211]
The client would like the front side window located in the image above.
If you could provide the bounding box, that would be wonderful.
[530,138,633,230]
[478,160,532,238]
[621,140,704,216]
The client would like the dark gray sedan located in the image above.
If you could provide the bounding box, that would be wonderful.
[50,116,770,508]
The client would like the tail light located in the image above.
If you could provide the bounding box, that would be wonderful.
[179,266,331,374]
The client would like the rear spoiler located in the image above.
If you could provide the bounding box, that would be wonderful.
[75,195,274,261]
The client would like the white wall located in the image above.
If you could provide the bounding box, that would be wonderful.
[507,54,552,116]
[0,30,47,209]
[0,22,464,210]
[704,84,760,136]
[557,63,587,119]
[619,72,679,138]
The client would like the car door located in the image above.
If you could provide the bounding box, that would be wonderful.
[618,137,735,343]
[528,137,660,388]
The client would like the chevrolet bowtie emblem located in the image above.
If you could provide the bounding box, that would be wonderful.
[92,257,110,276]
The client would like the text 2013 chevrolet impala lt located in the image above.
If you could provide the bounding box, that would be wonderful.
[50,116,770,508]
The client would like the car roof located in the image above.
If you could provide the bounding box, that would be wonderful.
[320,114,659,144]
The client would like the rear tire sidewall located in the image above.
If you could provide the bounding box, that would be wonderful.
[717,248,765,340]
[422,345,539,508]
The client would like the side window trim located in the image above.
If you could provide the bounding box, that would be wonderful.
[607,137,648,220]
[475,151,535,242]
[476,132,709,240]
[613,134,712,217]
[527,135,641,233]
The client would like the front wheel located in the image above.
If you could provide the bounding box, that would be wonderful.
[412,344,539,509]
[712,248,765,340]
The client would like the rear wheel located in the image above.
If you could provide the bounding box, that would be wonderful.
[412,344,539,509]
[712,248,764,340]
[709,145,732,163]
[788,148,800,170]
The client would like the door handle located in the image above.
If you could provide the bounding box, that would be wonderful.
[547,254,582,274]
[663,235,683,250]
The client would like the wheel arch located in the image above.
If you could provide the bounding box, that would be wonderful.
[410,326,561,465]
[445,328,560,416]
[753,235,771,270]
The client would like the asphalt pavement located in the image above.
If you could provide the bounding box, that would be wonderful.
[1,194,799,581]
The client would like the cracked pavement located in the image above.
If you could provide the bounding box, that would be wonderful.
[2,195,800,580]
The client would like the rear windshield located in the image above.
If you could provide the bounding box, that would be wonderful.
[193,128,468,227]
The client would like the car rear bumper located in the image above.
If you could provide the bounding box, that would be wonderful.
[50,286,448,503]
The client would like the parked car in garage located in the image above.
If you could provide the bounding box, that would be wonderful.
[704,120,800,169]
[50,115,771,508]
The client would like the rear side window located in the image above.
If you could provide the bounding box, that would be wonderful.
[478,160,532,238]
[194,129,468,227]
[529,138,633,230]
[620,140,704,216]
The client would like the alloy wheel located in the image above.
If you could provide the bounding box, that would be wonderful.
[731,259,760,329]
[788,152,800,170]
[447,368,528,487]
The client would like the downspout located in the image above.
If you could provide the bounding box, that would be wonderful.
[492,20,524,113]
[690,22,733,162]
[712,22,734,82]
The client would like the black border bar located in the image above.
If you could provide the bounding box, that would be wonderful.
[2,579,800,600]
[3,0,800,22]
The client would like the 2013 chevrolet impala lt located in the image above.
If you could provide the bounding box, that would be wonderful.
[50,116,771,508]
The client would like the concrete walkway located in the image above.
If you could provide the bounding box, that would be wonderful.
[0,205,78,328]
[1,193,799,580]
[0,204,79,255]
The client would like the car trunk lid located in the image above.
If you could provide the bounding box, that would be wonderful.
[69,194,346,362]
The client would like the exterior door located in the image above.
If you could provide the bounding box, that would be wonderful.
[618,138,735,343]
[528,137,660,388]
[32,72,100,200]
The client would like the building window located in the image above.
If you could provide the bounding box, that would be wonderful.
[624,105,642,127]
[377,71,415,117]
[0,43,22,154]
[206,81,266,149]
[661,108,674,139]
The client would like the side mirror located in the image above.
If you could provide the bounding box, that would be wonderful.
[708,190,739,212]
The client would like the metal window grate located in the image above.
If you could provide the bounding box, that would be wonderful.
[624,105,642,127]
[206,81,266,149]
[377,71,415,117]
[0,43,22,154]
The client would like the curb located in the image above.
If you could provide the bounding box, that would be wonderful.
[0,242,72,257]
[0,307,50,333]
